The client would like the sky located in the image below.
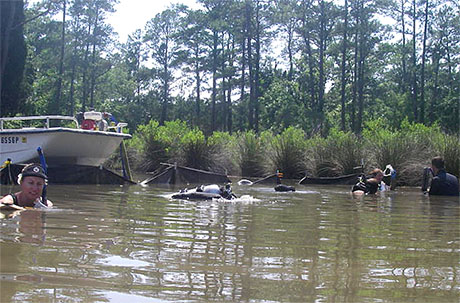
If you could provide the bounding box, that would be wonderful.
[107,0,201,42]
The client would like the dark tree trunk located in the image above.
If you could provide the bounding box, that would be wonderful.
[340,0,348,131]
[239,27,246,131]
[211,30,219,132]
[351,8,359,133]
[81,22,92,112]
[226,37,234,133]
[254,0,260,133]
[194,44,201,125]
[400,0,408,93]
[52,0,66,114]
[160,35,169,125]
[429,48,439,124]
[221,36,227,131]
[287,22,294,80]
[419,0,429,124]
[89,7,100,109]
[246,1,254,130]
[357,51,365,134]
[411,0,418,121]
[318,0,326,121]
[1,0,26,116]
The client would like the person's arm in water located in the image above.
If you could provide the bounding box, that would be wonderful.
[0,194,25,210]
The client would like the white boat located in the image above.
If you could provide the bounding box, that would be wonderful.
[0,112,131,167]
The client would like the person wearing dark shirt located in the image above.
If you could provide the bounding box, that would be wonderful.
[429,156,459,197]
[351,177,380,195]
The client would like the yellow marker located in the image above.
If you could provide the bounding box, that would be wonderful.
[1,159,11,169]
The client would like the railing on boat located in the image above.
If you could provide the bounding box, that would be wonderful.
[0,115,127,133]
[0,115,78,130]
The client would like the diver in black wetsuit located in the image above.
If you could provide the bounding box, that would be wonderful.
[351,176,379,195]
[274,171,295,192]
[220,184,237,199]
[428,156,459,197]
[172,184,237,200]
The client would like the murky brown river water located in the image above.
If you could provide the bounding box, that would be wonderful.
[1,182,459,302]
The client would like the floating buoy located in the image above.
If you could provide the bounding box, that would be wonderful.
[238,179,253,186]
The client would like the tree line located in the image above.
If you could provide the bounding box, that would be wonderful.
[1,0,459,135]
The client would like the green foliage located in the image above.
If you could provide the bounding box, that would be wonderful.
[129,119,236,173]
[11,0,459,140]
[157,120,190,157]
[128,120,168,171]
[235,131,267,177]
[432,134,460,178]
[179,128,213,170]
[126,118,455,186]
[128,119,191,171]
[260,77,306,133]
[304,129,362,177]
[363,119,409,167]
[304,135,330,177]
[327,129,363,175]
[268,127,307,179]
[362,118,447,185]
[208,131,238,175]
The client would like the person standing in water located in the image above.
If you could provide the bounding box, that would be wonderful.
[0,164,53,209]
[428,156,459,196]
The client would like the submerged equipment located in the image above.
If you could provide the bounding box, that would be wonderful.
[237,179,253,186]
[171,184,237,200]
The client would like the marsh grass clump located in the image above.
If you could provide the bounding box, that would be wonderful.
[156,120,191,162]
[363,119,444,186]
[304,130,363,177]
[128,120,168,172]
[235,131,266,177]
[432,133,460,178]
[326,129,363,175]
[179,129,215,171]
[128,120,189,172]
[367,131,418,185]
[267,127,307,179]
[363,119,410,168]
[305,136,335,177]
[208,131,237,175]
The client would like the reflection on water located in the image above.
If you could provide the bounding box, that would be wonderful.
[1,184,459,302]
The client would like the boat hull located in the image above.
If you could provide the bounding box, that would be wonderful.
[0,128,131,166]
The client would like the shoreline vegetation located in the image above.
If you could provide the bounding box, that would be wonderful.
[105,118,460,187]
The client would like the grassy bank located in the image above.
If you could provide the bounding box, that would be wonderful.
[108,119,459,187]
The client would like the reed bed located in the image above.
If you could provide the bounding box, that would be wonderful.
[124,119,459,186]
